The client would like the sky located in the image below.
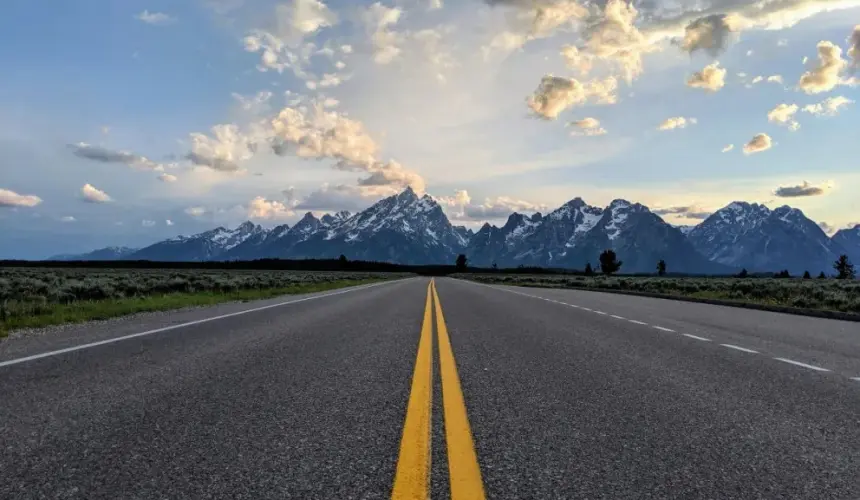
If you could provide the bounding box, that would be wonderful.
[1,0,859,258]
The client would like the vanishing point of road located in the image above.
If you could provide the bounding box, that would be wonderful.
[2,277,859,499]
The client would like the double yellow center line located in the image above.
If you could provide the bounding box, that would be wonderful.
[391,279,486,500]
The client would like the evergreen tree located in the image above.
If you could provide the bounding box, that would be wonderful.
[833,255,856,280]
[657,259,667,276]
[599,250,622,275]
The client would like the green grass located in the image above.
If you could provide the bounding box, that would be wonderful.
[0,278,382,336]
[456,274,860,316]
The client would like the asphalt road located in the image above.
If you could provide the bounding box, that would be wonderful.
[2,277,859,499]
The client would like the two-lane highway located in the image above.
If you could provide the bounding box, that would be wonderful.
[2,277,859,498]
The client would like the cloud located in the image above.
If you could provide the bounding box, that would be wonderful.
[482,0,587,56]
[802,96,854,116]
[686,62,726,92]
[653,205,712,220]
[798,41,847,94]
[767,103,800,130]
[247,196,296,219]
[435,189,472,209]
[136,10,176,25]
[0,188,42,208]
[187,123,263,172]
[81,184,112,203]
[773,180,831,197]
[657,116,696,131]
[721,144,734,153]
[142,220,156,227]
[60,216,76,222]
[71,143,168,171]
[567,117,608,136]
[158,173,178,183]
[277,0,337,42]
[356,160,426,194]
[185,207,207,217]
[678,14,739,56]
[362,2,404,65]
[295,183,378,211]
[849,25,860,68]
[767,75,784,84]
[575,0,653,83]
[743,133,773,154]
[527,75,617,119]
[818,221,835,235]
[463,196,547,219]
[166,219,174,226]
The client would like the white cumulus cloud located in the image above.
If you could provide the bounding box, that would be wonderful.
[568,117,608,136]
[798,41,847,94]
[81,184,112,203]
[767,103,800,130]
[686,62,726,92]
[657,116,696,131]
[743,133,773,154]
[527,75,617,120]
[802,96,854,116]
[0,188,42,208]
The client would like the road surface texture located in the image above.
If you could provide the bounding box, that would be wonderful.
[2,277,859,499]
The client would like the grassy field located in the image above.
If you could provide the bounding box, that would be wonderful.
[0,268,409,335]
[457,273,860,316]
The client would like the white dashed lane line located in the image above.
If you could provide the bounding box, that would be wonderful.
[683,334,711,342]
[720,344,759,354]
[461,281,858,385]
[774,358,831,372]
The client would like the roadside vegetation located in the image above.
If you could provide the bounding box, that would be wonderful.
[456,274,860,316]
[0,268,408,336]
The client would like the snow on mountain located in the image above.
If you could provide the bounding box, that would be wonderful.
[688,202,841,274]
[466,197,724,273]
[131,221,265,261]
[832,224,860,263]
[287,187,468,264]
[56,188,852,273]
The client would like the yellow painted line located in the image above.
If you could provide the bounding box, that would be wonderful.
[391,281,434,500]
[431,280,487,500]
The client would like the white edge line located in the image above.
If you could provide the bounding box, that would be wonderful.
[628,320,647,325]
[653,326,675,332]
[594,311,607,315]
[851,377,860,382]
[720,344,759,354]
[610,315,625,320]
[773,357,831,372]
[682,333,711,342]
[0,278,411,369]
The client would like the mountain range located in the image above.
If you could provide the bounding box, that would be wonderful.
[51,187,860,275]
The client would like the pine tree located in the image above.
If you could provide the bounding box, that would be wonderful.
[833,255,856,280]
[584,262,594,276]
[657,259,667,276]
[738,268,749,278]
[599,250,622,275]
[818,271,827,279]
[803,270,811,279]
[455,254,468,272]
